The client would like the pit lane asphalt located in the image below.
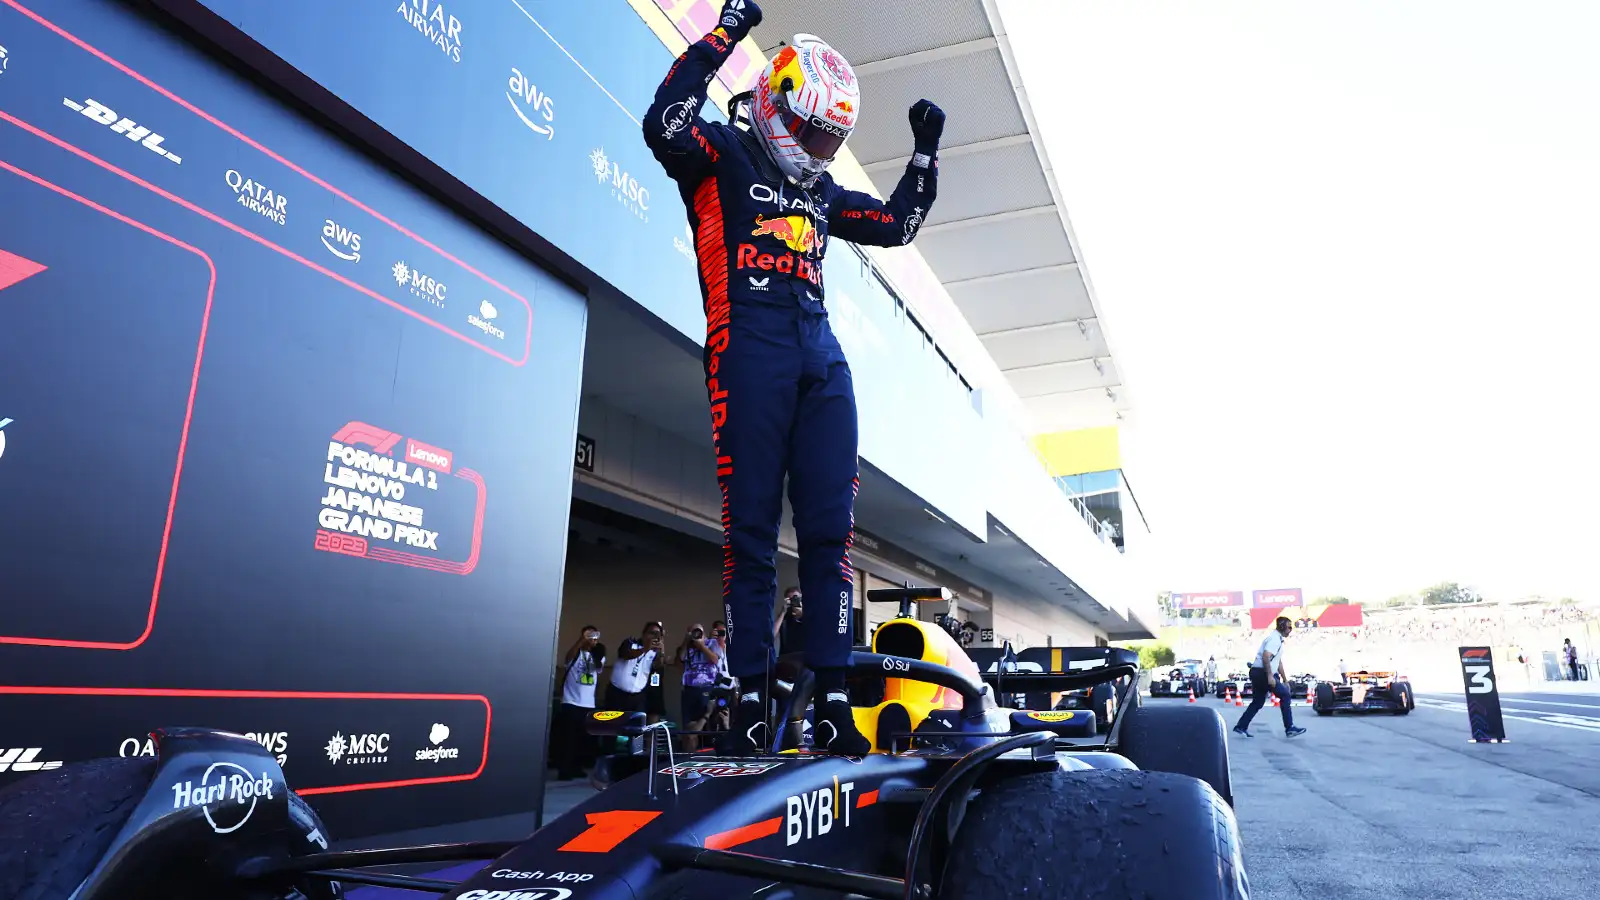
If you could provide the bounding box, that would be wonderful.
[1214,689,1600,899]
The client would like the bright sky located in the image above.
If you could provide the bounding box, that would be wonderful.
[1001,1,1600,603]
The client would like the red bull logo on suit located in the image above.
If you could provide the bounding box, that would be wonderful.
[751,214,819,255]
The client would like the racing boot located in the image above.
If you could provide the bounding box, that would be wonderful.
[717,683,771,755]
[813,691,871,757]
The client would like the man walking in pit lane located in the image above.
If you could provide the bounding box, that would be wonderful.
[643,0,944,756]
[1234,616,1307,738]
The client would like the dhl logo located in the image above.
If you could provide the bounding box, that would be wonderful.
[752,214,820,255]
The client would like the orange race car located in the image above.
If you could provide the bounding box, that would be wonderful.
[1312,669,1416,715]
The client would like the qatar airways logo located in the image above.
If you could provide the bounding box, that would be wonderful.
[224,169,287,226]
[396,0,462,63]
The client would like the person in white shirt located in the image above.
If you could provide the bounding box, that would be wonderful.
[1233,617,1306,738]
[1205,656,1218,682]
[552,625,607,780]
[1338,658,1349,684]
[606,621,668,723]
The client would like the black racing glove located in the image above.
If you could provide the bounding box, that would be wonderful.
[910,98,946,158]
[718,0,762,43]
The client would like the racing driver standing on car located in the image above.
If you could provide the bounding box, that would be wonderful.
[643,0,944,755]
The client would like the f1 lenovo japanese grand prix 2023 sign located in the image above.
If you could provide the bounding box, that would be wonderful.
[0,0,585,839]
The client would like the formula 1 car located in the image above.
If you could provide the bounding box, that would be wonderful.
[0,587,1248,900]
[1312,669,1415,716]
[1213,671,1314,701]
[965,645,1129,734]
[1213,671,1253,699]
[1149,658,1209,698]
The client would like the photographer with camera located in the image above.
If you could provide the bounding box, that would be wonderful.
[676,622,723,751]
[606,621,669,724]
[774,587,806,657]
[551,624,606,781]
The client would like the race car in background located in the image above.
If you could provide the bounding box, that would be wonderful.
[1213,670,1253,699]
[967,645,1128,733]
[1150,658,1209,698]
[1313,669,1415,715]
[1211,671,1314,700]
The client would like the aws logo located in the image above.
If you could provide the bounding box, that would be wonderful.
[506,67,556,140]
[320,219,361,263]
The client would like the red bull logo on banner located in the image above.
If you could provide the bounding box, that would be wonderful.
[751,214,820,255]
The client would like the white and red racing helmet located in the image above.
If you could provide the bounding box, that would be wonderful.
[752,34,860,188]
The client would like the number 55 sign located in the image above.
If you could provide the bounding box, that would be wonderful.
[1458,646,1508,743]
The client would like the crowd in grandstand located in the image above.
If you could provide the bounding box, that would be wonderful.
[1167,600,1599,687]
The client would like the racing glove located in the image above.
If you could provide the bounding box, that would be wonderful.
[909,99,946,163]
[717,0,762,43]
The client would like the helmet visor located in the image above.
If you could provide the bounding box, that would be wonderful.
[778,104,848,161]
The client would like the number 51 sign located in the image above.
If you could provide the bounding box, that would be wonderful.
[1459,646,1509,743]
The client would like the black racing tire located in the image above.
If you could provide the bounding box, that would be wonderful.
[939,769,1248,900]
[1390,681,1414,715]
[0,757,156,900]
[1314,682,1334,716]
[1117,701,1233,807]
[1089,682,1115,734]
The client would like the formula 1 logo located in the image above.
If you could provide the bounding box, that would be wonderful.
[62,97,182,164]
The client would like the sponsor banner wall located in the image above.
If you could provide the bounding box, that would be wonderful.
[190,0,990,536]
[1175,591,1245,610]
[1253,588,1303,608]
[1248,604,1365,629]
[0,0,585,838]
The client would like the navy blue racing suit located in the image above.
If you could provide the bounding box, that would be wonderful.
[643,27,938,682]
